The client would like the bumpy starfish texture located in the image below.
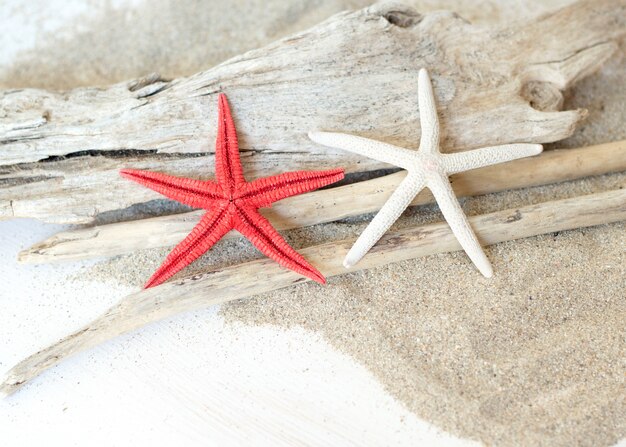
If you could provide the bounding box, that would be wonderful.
[122,94,344,288]
[309,69,543,277]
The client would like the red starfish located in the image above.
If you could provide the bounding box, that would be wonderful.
[121,94,344,288]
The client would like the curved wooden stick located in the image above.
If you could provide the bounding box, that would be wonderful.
[3,188,625,395]
[19,140,626,263]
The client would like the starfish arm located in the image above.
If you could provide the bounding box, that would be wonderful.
[214,93,246,192]
[442,143,543,174]
[427,173,493,277]
[144,204,232,288]
[240,168,345,208]
[234,204,325,284]
[344,172,425,268]
[417,68,440,153]
[309,131,417,170]
[120,169,223,208]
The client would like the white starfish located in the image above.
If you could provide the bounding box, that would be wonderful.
[309,68,543,277]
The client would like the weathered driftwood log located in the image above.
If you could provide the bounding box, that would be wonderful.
[3,188,625,395]
[18,139,626,263]
[1,0,624,223]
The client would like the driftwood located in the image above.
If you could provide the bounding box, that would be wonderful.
[18,139,626,263]
[3,188,625,395]
[1,0,624,223]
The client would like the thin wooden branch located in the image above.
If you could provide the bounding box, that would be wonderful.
[3,188,625,395]
[1,0,624,223]
[19,140,626,263]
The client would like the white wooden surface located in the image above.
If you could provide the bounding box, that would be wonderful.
[0,219,477,446]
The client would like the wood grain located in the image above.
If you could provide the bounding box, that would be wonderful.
[1,0,624,223]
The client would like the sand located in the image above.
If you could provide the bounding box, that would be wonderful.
[0,0,573,90]
[85,169,626,446]
[4,0,625,445]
